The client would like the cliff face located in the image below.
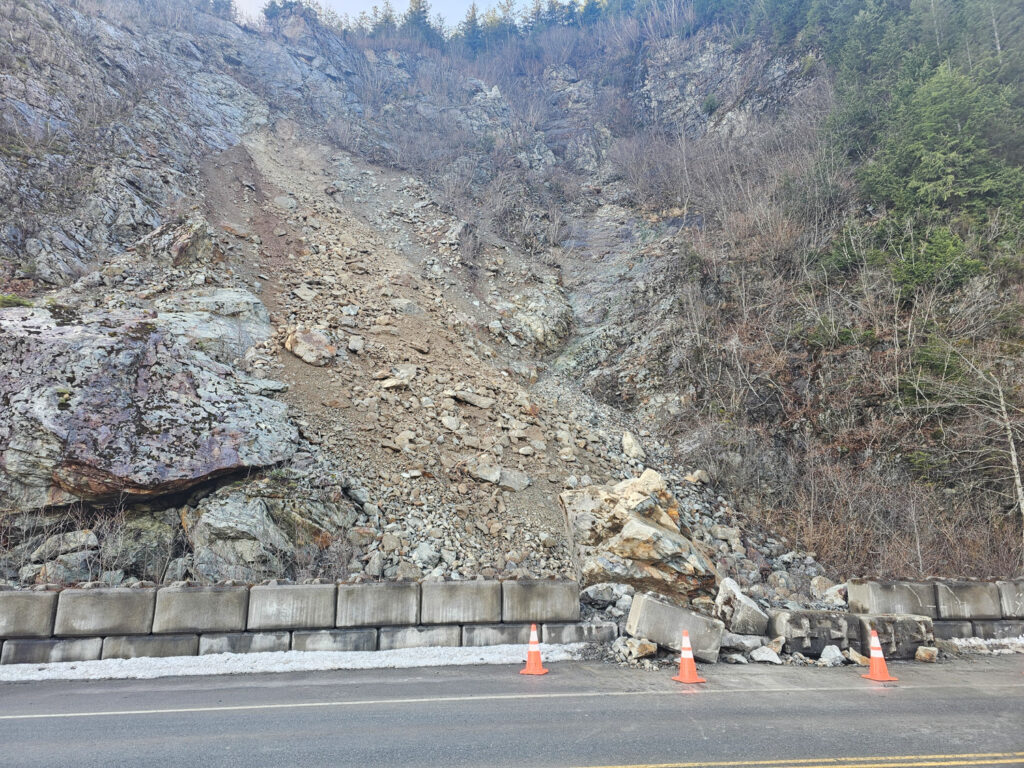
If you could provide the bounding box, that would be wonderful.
[6,0,974,594]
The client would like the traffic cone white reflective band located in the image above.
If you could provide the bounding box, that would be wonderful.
[520,623,549,675]
[672,630,706,684]
[869,634,884,657]
[529,626,540,645]
[861,629,898,682]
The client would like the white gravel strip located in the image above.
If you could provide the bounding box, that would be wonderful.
[0,643,588,682]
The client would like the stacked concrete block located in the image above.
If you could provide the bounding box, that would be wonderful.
[970,620,1024,639]
[337,582,419,627]
[935,581,1001,620]
[54,588,156,636]
[625,592,724,662]
[102,634,199,660]
[501,580,579,623]
[152,585,249,634]
[847,580,938,617]
[420,581,500,624]
[768,610,860,656]
[857,614,934,659]
[1,637,103,664]
[292,629,377,652]
[542,621,618,645]
[996,580,1024,618]
[378,625,461,650]
[200,632,291,655]
[0,590,59,638]
[247,584,336,630]
[932,620,973,640]
[462,623,533,646]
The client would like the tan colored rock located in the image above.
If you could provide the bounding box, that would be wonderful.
[915,646,938,663]
[621,431,646,460]
[846,647,870,666]
[285,327,336,366]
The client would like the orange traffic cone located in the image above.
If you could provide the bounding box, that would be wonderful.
[672,630,706,684]
[520,623,549,675]
[861,629,898,682]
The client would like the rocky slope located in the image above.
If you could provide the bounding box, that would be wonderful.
[0,0,838,610]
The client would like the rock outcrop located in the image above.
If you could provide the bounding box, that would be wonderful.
[0,306,299,512]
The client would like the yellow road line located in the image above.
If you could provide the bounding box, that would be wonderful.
[576,754,1024,768]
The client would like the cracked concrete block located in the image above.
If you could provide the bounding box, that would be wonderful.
[462,623,533,646]
[501,580,580,623]
[847,580,938,618]
[0,591,59,638]
[54,588,156,637]
[1,637,102,664]
[625,592,724,662]
[292,629,377,652]
[102,634,199,659]
[336,582,419,627]
[996,580,1024,619]
[199,632,291,655]
[542,622,618,645]
[247,584,336,630]
[857,614,934,659]
[768,610,859,656]
[378,625,461,650]
[420,581,500,624]
[935,581,1001,620]
[152,585,249,633]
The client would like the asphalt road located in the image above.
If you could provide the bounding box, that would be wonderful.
[0,656,1021,768]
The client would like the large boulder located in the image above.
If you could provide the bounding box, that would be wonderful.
[714,577,769,635]
[560,469,718,601]
[0,306,299,512]
[154,288,272,363]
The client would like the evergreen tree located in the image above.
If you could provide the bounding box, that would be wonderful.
[459,2,483,54]
[579,0,602,26]
[401,0,442,44]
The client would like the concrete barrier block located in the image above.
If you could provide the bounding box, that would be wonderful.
[971,620,1024,639]
[935,581,1001,620]
[292,629,378,652]
[462,623,533,646]
[501,580,580,623]
[378,625,461,650]
[857,614,934,659]
[102,634,199,660]
[200,632,291,655]
[337,582,419,627]
[0,591,59,638]
[932,620,973,640]
[624,592,724,662]
[847,580,938,618]
[996,580,1024,618]
[542,622,618,645]
[247,584,336,630]
[767,610,860,656]
[1,637,102,664]
[420,581,500,624]
[153,586,249,634]
[54,588,156,637]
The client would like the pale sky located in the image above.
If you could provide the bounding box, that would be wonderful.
[234,0,488,26]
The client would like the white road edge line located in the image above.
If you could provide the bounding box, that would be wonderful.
[2,681,1023,721]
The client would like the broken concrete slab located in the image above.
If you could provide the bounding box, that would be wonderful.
[625,592,724,662]
[767,610,860,656]
[857,613,934,659]
[847,580,938,618]
[935,581,1001,620]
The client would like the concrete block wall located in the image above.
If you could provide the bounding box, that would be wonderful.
[846,579,1024,643]
[0,579,599,665]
